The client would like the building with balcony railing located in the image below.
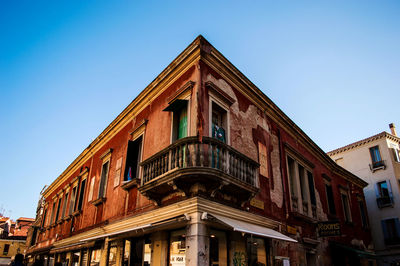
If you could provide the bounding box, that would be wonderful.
[328,124,400,265]
[26,36,374,266]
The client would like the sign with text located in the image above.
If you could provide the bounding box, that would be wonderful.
[318,221,341,237]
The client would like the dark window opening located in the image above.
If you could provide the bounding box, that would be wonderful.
[307,171,316,205]
[50,202,56,224]
[55,197,62,222]
[98,161,110,198]
[77,179,87,211]
[3,244,9,255]
[41,209,47,227]
[30,228,38,246]
[210,236,219,264]
[211,102,227,143]
[370,146,384,168]
[382,218,400,245]
[359,201,368,228]
[326,184,336,215]
[124,136,143,181]
[69,186,77,215]
[341,193,351,222]
[61,192,69,219]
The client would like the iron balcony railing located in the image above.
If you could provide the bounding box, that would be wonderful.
[369,160,386,172]
[140,136,259,187]
[376,196,394,208]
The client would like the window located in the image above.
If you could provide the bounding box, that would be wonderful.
[381,218,400,245]
[61,192,69,219]
[41,208,47,227]
[340,190,352,223]
[76,179,87,211]
[124,136,143,181]
[392,148,400,163]
[30,227,38,246]
[54,197,62,222]
[166,100,188,142]
[358,199,368,228]
[3,244,9,255]
[211,102,227,143]
[369,146,385,169]
[50,202,56,224]
[170,230,185,265]
[108,244,117,266]
[88,177,95,202]
[69,186,77,215]
[325,183,336,215]
[90,248,101,266]
[286,154,316,218]
[98,160,110,199]
[376,180,394,208]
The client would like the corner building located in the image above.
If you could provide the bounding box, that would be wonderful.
[27,36,374,266]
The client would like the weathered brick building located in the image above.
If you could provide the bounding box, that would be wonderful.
[26,36,374,266]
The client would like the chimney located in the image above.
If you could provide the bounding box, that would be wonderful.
[389,123,397,136]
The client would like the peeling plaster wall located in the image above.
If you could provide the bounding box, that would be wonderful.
[270,134,283,209]
[205,73,268,162]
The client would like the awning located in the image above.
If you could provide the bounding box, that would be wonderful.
[50,241,95,254]
[211,213,297,243]
[79,224,152,242]
[163,99,187,112]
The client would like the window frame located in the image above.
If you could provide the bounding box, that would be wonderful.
[340,188,352,223]
[98,149,112,200]
[285,152,316,218]
[69,184,78,216]
[169,98,191,143]
[123,133,144,182]
[209,95,230,145]
[323,177,336,216]
[76,176,87,212]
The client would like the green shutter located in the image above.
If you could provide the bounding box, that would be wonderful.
[177,108,187,139]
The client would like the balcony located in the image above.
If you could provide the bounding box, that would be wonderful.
[138,136,259,206]
[369,160,386,172]
[377,196,394,208]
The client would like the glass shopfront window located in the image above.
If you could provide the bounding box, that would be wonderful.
[210,230,227,266]
[247,237,267,266]
[108,245,117,266]
[71,251,80,266]
[169,230,186,266]
[90,248,101,266]
[123,237,152,266]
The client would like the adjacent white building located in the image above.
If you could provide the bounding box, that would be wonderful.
[328,124,400,266]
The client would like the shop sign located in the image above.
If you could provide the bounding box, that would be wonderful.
[170,255,185,265]
[287,225,297,235]
[250,198,264,210]
[318,221,341,237]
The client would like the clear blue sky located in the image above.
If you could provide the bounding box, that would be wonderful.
[1,1,399,219]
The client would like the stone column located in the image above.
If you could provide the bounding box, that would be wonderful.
[100,237,109,266]
[186,212,209,266]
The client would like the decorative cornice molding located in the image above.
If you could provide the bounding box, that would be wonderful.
[328,131,400,156]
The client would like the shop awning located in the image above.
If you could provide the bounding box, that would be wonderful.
[79,224,152,242]
[211,213,297,243]
[163,99,188,112]
[50,241,95,254]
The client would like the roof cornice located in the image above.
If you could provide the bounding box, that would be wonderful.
[199,37,368,188]
[43,35,369,197]
[327,131,400,156]
[43,36,204,198]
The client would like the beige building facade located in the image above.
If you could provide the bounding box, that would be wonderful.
[328,124,400,265]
